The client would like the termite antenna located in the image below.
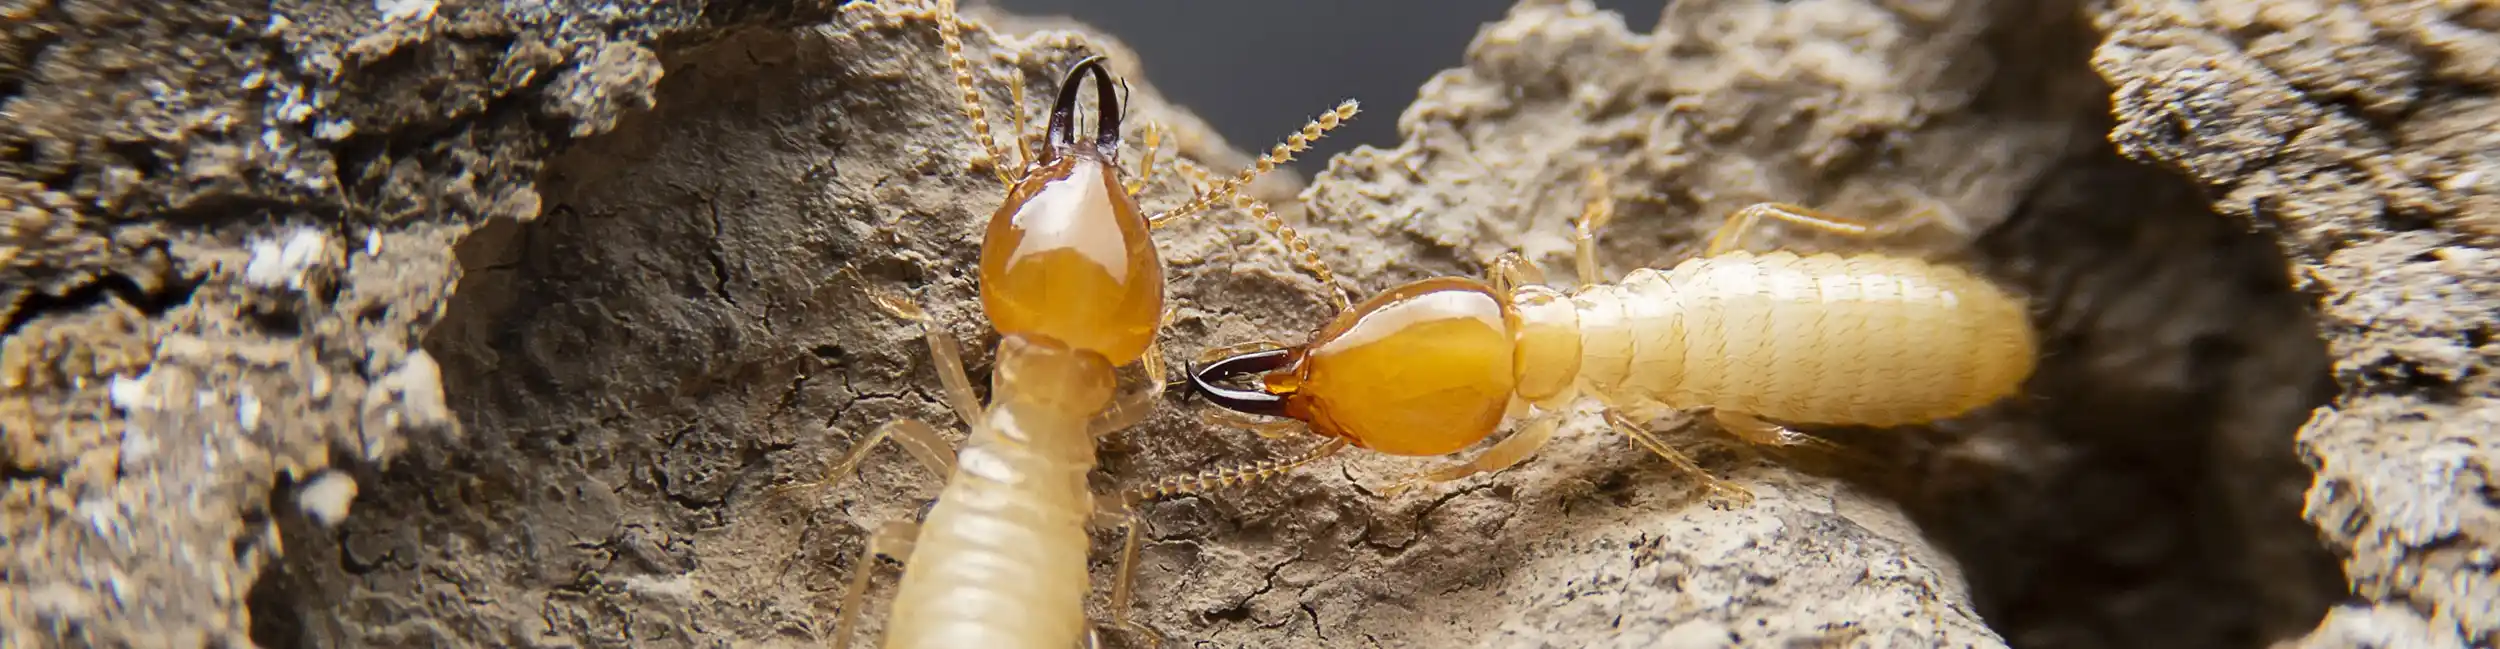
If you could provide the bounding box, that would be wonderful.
[1227,193,1349,310]
[1046,54,1122,156]
[1128,438,1350,503]
[1149,100,1360,228]
[1185,347,1294,418]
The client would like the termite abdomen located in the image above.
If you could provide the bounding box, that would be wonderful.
[1584,251,2036,427]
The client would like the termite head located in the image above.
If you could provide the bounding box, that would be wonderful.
[979,55,1164,366]
[1191,277,1563,456]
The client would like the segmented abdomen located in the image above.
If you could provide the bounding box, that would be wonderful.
[883,403,1095,649]
[1575,251,2036,426]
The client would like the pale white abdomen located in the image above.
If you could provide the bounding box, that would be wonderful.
[883,402,1095,649]
[1570,251,2036,426]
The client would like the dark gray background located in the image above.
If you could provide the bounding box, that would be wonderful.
[989,0,1661,171]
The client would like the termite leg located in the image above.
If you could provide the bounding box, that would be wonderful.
[1617,403,1757,461]
[1602,409,1755,506]
[1105,503,1169,649]
[1092,308,1180,438]
[1705,202,1936,257]
[1712,410,1844,453]
[790,418,958,496]
[772,418,959,505]
[1488,252,1547,295]
[1573,168,1617,287]
[1090,339,1168,439]
[863,286,984,428]
[1379,413,1564,498]
[933,0,1012,186]
[829,520,921,649]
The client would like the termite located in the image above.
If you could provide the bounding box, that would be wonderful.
[780,3,1358,648]
[1177,169,2039,500]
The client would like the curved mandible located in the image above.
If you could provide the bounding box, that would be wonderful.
[1045,54,1122,154]
[1185,347,1295,418]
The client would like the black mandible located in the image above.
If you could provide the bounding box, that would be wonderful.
[1045,55,1122,154]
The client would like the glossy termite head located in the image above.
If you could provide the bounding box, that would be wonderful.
[978,55,1163,366]
[1188,277,1584,457]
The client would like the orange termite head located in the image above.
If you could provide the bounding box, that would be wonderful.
[1188,277,1522,457]
[978,55,1164,366]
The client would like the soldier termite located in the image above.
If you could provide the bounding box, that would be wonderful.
[779,3,1358,648]
[1174,169,2039,502]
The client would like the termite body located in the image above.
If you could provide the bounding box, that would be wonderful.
[816,56,1144,649]
[1185,171,2038,497]
[787,4,1357,647]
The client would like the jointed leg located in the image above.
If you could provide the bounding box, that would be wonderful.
[1380,413,1564,498]
[933,0,1014,187]
[851,419,959,482]
[1707,410,1876,478]
[1091,338,1169,439]
[1712,410,1842,453]
[1574,168,1617,287]
[1104,503,1168,649]
[776,418,961,506]
[1705,202,1935,257]
[1093,308,1181,438]
[1603,409,1754,506]
[830,520,922,649]
[862,286,983,428]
